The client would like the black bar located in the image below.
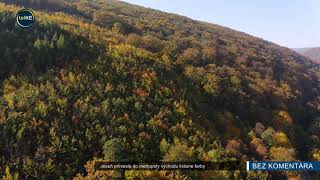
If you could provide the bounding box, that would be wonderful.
[95,161,246,171]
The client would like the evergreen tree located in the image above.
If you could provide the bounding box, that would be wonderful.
[56,35,65,49]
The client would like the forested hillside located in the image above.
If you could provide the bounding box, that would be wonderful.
[294,47,320,63]
[0,0,320,179]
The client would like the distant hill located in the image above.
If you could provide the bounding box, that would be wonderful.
[294,47,320,62]
[0,0,320,179]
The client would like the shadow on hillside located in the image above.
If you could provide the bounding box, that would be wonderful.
[0,10,103,83]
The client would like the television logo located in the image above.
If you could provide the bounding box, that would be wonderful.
[16,9,35,28]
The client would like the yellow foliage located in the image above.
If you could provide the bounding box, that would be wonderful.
[111,44,154,62]
[273,110,293,130]
[68,72,77,83]
[105,83,113,92]
[202,47,216,61]
[142,71,157,86]
[174,101,187,116]
[2,166,19,180]
[273,132,290,147]
[37,101,48,117]
[74,158,121,179]
[311,149,320,161]
[277,110,292,123]
[270,147,295,161]
[161,54,172,69]
[203,74,219,95]
[163,139,195,162]
[256,145,267,157]
[3,93,14,109]
[250,138,263,148]
[274,81,294,99]
[125,170,160,179]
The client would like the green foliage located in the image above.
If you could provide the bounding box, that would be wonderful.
[103,138,125,161]
[112,22,124,34]
[56,35,65,49]
[3,0,64,10]
[261,127,275,146]
[163,138,195,162]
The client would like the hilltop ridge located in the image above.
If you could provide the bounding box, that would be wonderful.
[294,47,320,63]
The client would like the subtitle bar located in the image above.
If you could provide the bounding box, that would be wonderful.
[95,161,246,171]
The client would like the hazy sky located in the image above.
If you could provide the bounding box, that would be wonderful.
[122,0,320,48]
